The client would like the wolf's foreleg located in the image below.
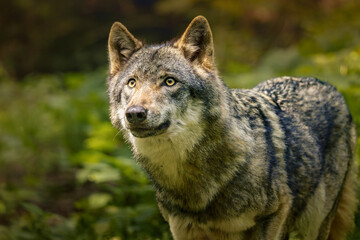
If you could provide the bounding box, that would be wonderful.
[249,199,291,240]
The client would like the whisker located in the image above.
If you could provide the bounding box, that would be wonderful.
[113,129,123,141]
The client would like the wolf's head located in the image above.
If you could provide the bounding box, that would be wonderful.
[107,16,228,142]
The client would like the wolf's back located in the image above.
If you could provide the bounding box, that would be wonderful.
[254,77,353,152]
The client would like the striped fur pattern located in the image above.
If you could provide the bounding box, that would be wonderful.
[107,16,358,239]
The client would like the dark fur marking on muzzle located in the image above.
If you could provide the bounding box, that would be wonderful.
[129,120,171,138]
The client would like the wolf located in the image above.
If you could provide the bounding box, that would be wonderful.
[107,16,358,240]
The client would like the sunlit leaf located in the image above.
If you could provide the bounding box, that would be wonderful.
[88,193,112,209]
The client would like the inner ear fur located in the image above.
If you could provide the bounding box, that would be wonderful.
[175,16,215,70]
[108,22,143,74]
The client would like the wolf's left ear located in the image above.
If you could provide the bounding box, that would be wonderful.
[108,22,143,74]
[175,16,215,70]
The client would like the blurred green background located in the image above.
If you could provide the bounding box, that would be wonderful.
[0,0,360,239]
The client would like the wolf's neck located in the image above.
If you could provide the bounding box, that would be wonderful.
[130,118,204,187]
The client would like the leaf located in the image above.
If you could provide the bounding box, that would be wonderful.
[77,162,121,184]
[22,202,44,217]
[88,193,112,209]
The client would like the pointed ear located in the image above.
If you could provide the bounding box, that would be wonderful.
[174,16,215,70]
[108,22,143,74]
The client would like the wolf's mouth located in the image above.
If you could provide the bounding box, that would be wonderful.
[129,120,171,138]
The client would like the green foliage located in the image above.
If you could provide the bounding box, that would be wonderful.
[0,69,170,239]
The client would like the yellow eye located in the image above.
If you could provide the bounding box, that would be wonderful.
[165,77,176,87]
[128,79,136,88]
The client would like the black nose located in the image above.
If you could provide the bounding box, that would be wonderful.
[126,106,147,124]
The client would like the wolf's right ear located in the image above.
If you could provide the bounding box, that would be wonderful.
[108,22,143,74]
